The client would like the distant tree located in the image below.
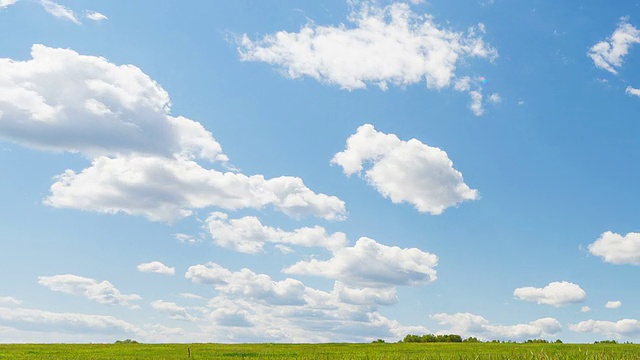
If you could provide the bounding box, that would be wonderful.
[463,337,480,343]
[115,339,139,344]
[524,339,549,344]
[372,339,386,344]
[554,339,563,344]
[594,340,618,344]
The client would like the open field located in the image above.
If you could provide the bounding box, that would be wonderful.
[1,343,639,360]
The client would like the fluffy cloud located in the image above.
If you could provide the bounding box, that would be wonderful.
[86,11,107,21]
[570,319,640,338]
[605,301,622,309]
[150,300,194,321]
[626,86,640,97]
[284,237,437,288]
[432,313,561,341]
[588,231,640,265]
[39,0,80,24]
[38,274,141,307]
[186,262,308,305]
[45,155,346,222]
[1,45,346,223]
[0,296,21,306]
[0,45,225,161]
[588,18,640,74]
[513,281,587,307]
[185,262,426,342]
[0,306,139,335]
[581,306,592,313]
[238,2,496,91]
[0,0,17,9]
[332,124,478,214]
[206,212,347,253]
[137,261,175,276]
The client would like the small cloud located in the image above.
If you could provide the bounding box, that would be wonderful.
[137,261,175,276]
[581,306,591,313]
[488,93,502,104]
[588,18,640,74]
[86,11,107,21]
[177,293,203,300]
[175,233,201,244]
[518,99,525,105]
[605,300,622,309]
[0,296,22,306]
[514,281,587,307]
[626,86,640,97]
[40,0,81,24]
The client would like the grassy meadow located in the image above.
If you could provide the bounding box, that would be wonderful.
[1,343,640,360]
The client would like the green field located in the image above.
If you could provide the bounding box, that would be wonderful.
[1,343,639,360]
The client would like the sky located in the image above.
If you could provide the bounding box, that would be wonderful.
[1,0,640,344]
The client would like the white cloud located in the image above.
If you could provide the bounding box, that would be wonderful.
[86,11,107,21]
[432,313,561,341]
[0,0,17,9]
[239,2,496,91]
[284,237,437,288]
[38,274,141,307]
[186,262,308,305]
[626,86,640,97]
[45,155,347,222]
[469,90,484,116]
[178,293,203,300]
[39,0,80,24]
[0,45,225,162]
[488,93,502,104]
[0,296,21,306]
[581,306,591,313]
[605,300,622,309]
[137,261,175,276]
[513,281,587,307]
[570,319,640,338]
[206,212,347,254]
[0,306,139,335]
[588,18,640,74]
[588,231,640,265]
[175,233,200,244]
[186,261,427,342]
[150,300,194,321]
[332,124,478,215]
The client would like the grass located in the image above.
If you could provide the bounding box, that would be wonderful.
[0,342,639,359]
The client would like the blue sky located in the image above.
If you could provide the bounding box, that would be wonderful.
[1,0,640,343]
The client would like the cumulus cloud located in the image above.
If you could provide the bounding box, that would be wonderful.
[178,293,203,300]
[150,300,194,321]
[206,212,347,254]
[284,237,437,288]
[581,306,592,313]
[0,296,22,306]
[0,306,139,335]
[626,86,640,97]
[1,45,346,223]
[175,233,200,244]
[588,231,640,265]
[137,261,175,276]
[432,312,561,341]
[588,18,640,74]
[86,11,107,21]
[605,300,622,309]
[469,90,484,116]
[513,281,587,307]
[186,262,308,305]
[40,0,80,24]
[570,319,640,338]
[332,124,478,214]
[0,45,225,161]
[38,274,141,307]
[0,0,17,9]
[185,262,426,342]
[44,155,346,222]
[238,2,496,92]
